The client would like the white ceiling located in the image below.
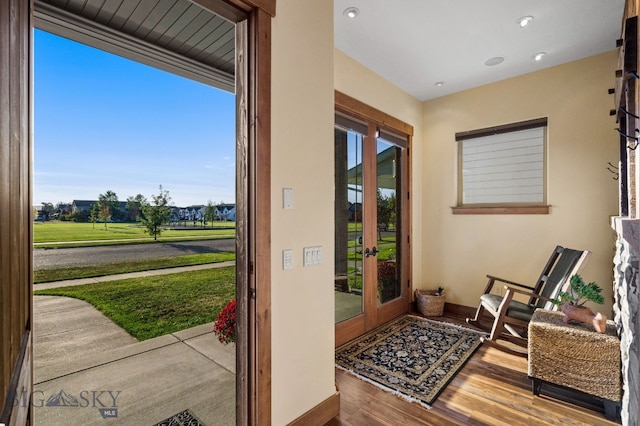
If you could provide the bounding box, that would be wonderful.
[334,0,626,101]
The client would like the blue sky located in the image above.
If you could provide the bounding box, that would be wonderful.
[34,29,236,208]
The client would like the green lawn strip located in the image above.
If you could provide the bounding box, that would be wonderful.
[34,234,235,249]
[34,267,236,341]
[34,221,235,244]
[34,252,235,283]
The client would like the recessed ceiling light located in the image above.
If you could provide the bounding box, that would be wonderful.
[343,7,359,19]
[434,81,445,87]
[484,56,505,66]
[516,16,534,28]
[533,52,546,61]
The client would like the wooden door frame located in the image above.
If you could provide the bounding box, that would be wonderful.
[205,1,275,423]
[232,3,274,424]
[0,1,275,425]
[0,0,33,424]
[334,91,413,347]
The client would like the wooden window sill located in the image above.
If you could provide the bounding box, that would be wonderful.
[451,205,550,215]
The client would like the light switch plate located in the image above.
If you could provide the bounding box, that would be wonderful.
[303,246,322,266]
[283,249,293,270]
[283,188,293,209]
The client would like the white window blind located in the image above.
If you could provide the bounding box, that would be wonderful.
[460,126,545,205]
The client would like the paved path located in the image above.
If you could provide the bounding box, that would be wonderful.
[34,298,235,425]
[33,263,236,425]
[34,239,235,270]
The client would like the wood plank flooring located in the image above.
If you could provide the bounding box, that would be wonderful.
[329,314,620,426]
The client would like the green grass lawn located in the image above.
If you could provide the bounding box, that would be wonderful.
[34,267,236,341]
[34,221,235,247]
[34,252,235,283]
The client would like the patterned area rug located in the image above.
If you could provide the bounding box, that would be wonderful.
[336,315,485,407]
[152,409,205,426]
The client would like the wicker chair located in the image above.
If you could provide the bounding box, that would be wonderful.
[466,245,590,356]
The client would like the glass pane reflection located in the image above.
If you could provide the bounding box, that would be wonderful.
[376,138,401,305]
[335,128,364,323]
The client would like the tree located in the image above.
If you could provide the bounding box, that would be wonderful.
[98,205,111,229]
[54,202,70,220]
[98,190,119,229]
[41,202,54,220]
[376,189,395,231]
[204,200,216,226]
[126,194,146,222]
[89,203,99,229]
[141,185,172,240]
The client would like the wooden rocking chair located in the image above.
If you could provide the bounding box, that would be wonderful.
[466,245,590,356]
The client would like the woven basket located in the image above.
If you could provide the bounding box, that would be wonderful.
[528,309,621,401]
[415,289,445,316]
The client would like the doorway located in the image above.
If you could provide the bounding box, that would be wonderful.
[33,27,237,424]
[334,92,412,347]
[0,1,274,425]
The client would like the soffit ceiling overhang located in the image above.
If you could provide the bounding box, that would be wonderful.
[34,0,236,93]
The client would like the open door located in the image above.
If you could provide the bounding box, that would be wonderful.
[0,0,34,424]
[1,1,275,425]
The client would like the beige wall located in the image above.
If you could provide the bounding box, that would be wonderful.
[420,51,620,314]
[271,0,335,424]
[334,49,424,130]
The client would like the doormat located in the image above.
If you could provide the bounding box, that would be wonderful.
[152,409,205,426]
[336,315,484,407]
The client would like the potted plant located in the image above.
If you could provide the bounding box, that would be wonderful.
[552,274,607,333]
[213,299,236,344]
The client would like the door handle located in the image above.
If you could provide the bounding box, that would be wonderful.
[365,246,378,258]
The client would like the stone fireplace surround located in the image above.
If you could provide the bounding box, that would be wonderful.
[612,217,640,425]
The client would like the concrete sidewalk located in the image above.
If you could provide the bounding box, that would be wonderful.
[33,263,236,425]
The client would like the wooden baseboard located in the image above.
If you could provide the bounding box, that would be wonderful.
[411,301,492,323]
[287,391,340,426]
[443,302,479,319]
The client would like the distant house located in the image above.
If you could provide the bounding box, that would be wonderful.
[189,205,206,221]
[169,206,181,223]
[33,204,44,221]
[215,204,235,221]
[33,203,71,220]
[56,203,72,216]
[177,205,203,221]
[71,200,95,214]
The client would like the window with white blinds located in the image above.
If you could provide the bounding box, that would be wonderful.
[456,119,547,207]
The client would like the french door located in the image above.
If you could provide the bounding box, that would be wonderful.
[334,96,411,347]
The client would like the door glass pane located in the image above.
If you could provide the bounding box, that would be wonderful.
[335,128,364,323]
[376,138,401,305]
